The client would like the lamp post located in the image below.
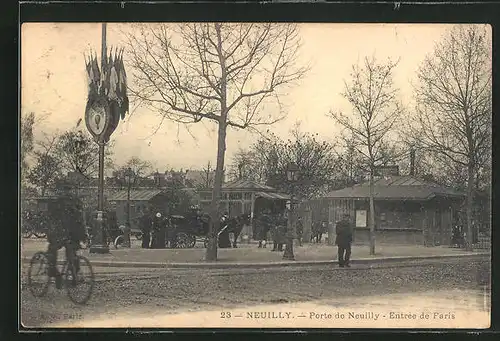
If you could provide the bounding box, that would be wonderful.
[283,162,299,261]
[123,167,133,247]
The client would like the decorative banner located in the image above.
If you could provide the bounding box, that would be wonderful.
[84,48,129,143]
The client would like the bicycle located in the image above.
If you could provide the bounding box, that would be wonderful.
[27,243,95,305]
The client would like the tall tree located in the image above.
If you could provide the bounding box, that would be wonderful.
[55,130,114,187]
[229,125,340,199]
[115,156,153,189]
[124,23,308,260]
[412,25,492,250]
[329,56,402,255]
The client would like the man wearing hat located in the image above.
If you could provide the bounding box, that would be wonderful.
[335,213,353,268]
[46,185,86,288]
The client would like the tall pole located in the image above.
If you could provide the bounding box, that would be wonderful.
[127,182,131,229]
[90,23,110,254]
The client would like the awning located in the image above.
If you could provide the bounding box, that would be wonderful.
[255,192,290,200]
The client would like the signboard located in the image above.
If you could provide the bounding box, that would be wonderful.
[356,210,367,228]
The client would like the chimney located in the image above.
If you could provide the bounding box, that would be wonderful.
[409,148,416,176]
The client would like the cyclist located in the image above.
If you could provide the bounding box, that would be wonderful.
[45,185,86,288]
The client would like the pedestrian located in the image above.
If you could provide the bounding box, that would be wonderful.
[151,211,166,249]
[335,213,353,268]
[296,216,303,247]
[139,206,152,249]
[272,213,286,252]
[257,210,271,248]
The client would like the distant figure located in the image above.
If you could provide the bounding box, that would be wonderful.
[335,213,353,268]
[139,207,152,249]
[272,213,286,252]
[256,210,272,248]
[218,212,232,248]
[296,216,303,247]
[151,211,166,249]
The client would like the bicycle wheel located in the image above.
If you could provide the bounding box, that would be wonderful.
[27,252,50,297]
[65,255,95,305]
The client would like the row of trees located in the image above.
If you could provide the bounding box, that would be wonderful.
[227,25,491,254]
[119,23,490,259]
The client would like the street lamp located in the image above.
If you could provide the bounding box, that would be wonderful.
[123,167,134,247]
[283,162,299,260]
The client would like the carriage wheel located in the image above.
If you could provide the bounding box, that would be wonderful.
[186,234,196,248]
[34,230,47,239]
[114,235,124,249]
[175,232,193,249]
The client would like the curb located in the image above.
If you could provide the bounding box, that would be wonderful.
[21,252,489,269]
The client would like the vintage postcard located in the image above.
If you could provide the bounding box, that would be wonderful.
[20,22,491,329]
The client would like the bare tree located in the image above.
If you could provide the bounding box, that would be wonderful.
[200,161,215,189]
[328,56,402,255]
[56,130,114,183]
[229,124,340,199]
[114,156,153,190]
[412,25,492,250]
[124,23,308,260]
[27,133,62,196]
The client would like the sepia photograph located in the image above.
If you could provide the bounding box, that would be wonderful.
[19,22,491,329]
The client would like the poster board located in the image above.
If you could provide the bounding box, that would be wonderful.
[356,210,367,228]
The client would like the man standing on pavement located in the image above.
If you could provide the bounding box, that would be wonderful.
[335,213,353,268]
[139,206,152,248]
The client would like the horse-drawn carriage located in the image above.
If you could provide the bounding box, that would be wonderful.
[161,209,250,249]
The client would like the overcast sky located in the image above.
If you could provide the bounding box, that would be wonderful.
[21,23,480,171]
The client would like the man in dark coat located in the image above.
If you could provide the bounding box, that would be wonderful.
[151,211,166,249]
[139,206,152,248]
[272,213,286,252]
[257,210,272,248]
[296,216,303,247]
[45,185,86,288]
[335,213,353,267]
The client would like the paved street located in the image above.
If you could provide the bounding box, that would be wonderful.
[20,257,490,328]
[20,237,484,265]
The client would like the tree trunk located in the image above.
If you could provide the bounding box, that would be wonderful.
[206,121,227,261]
[466,163,474,251]
[368,170,376,255]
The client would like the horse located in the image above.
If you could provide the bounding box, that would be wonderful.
[311,221,327,243]
[220,213,251,248]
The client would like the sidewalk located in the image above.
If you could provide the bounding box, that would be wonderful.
[20,238,489,269]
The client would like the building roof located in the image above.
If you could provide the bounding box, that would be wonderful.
[107,189,163,201]
[323,175,465,201]
[255,192,291,201]
[222,179,276,192]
